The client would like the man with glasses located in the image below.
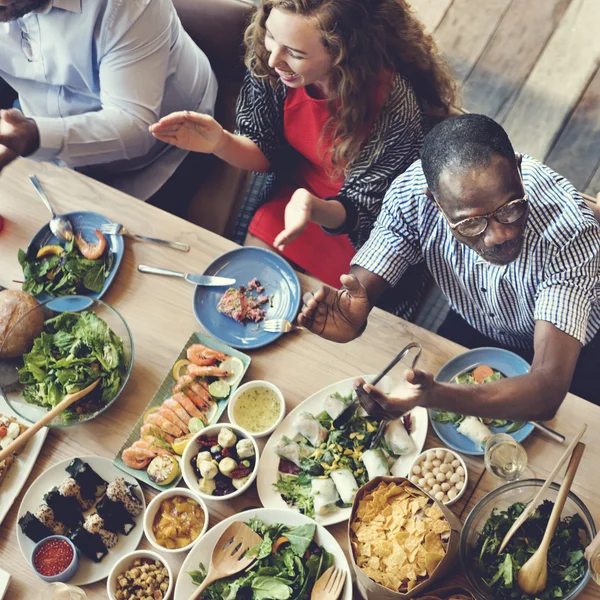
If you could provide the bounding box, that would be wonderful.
[299,114,600,417]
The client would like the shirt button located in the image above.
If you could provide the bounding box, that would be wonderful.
[489,313,495,318]
[481,287,487,292]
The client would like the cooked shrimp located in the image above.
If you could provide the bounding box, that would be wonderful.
[138,437,174,454]
[75,229,107,260]
[146,412,182,437]
[172,392,204,420]
[187,364,231,378]
[140,423,175,444]
[163,398,192,425]
[186,344,229,366]
[157,408,188,434]
[173,375,213,410]
[122,448,152,470]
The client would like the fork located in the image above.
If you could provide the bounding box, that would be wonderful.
[99,223,190,252]
[311,566,345,600]
[263,319,304,333]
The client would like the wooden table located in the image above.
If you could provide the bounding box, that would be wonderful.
[0,159,598,599]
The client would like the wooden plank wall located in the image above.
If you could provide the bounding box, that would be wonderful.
[409,0,600,196]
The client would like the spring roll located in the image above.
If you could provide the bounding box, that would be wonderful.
[311,478,339,516]
[457,416,493,447]
[275,436,313,467]
[293,412,328,447]
[361,448,390,480]
[330,468,359,504]
[384,418,414,455]
[323,392,351,420]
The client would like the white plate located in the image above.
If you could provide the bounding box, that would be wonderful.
[174,508,352,600]
[16,456,145,585]
[256,374,428,526]
[0,394,48,526]
[0,567,10,600]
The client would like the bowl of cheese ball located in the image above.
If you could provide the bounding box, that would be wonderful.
[408,447,468,506]
[181,424,259,501]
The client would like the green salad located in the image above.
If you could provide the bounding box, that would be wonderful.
[18,311,126,415]
[18,236,113,297]
[189,519,335,600]
[475,500,588,599]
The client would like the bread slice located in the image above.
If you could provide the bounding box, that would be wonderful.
[0,415,28,486]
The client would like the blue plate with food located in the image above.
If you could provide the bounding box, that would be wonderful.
[193,247,302,350]
[430,347,535,455]
[19,211,124,308]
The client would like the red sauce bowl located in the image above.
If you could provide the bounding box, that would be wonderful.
[31,535,79,583]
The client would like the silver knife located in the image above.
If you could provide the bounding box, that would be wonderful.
[137,265,235,286]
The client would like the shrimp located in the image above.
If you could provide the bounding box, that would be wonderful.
[186,364,231,378]
[140,423,175,445]
[157,407,188,434]
[75,229,107,260]
[163,397,192,425]
[173,375,213,411]
[121,448,152,470]
[146,412,182,438]
[172,392,205,420]
[138,437,174,455]
[186,344,228,366]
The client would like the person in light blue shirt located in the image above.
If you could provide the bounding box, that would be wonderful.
[298,114,600,415]
[0,0,217,202]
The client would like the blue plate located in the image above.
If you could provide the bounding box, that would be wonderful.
[26,211,124,309]
[193,247,302,350]
[430,347,535,455]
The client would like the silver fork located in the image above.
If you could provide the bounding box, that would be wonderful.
[99,223,190,252]
[263,319,304,333]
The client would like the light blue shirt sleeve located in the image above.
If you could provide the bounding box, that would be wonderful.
[31,0,174,166]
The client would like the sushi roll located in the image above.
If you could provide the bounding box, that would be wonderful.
[58,477,95,511]
[83,513,118,549]
[44,488,83,531]
[66,459,107,498]
[96,496,135,535]
[106,477,143,516]
[19,512,53,543]
[70,527,108,563]
[33,504,67,536]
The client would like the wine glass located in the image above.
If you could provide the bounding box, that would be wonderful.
[484,433,529,485]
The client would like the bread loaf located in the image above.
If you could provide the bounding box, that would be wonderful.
[0,290,44,358]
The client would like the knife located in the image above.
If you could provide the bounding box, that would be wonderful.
[137,265,235,286]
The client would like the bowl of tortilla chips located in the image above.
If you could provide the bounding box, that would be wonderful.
[348,477,462,599]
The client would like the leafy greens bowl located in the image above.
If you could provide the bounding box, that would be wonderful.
[0,296,133,427]
[460,479,595,600]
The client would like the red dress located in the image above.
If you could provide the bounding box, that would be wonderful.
[248,85,356,288]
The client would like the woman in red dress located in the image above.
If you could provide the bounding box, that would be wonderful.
[151,0,457,317]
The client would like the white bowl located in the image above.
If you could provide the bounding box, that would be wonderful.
[143,487,209,555]
[107,549,173,600]
[181,423,260,501]
[227,380,286,438]
[408,447,468,506]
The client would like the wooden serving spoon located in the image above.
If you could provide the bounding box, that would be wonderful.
[0,379,100,463]
[517,442,586,594]
[188,521,263,600]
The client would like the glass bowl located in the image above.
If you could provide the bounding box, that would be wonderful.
[0,295,134,427]
[460,479,596,600]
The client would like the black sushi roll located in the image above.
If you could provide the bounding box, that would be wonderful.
[106,477,143,516]
[65,459,107,499]
[95,496,135,535]
[70,527,108,563]
[83,513,118,549]
[18,512,53,543]
[58,477,95,511]
[44,488,83,531]
[33,504,67,536]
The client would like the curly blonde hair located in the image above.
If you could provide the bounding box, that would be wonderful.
[244,0,458,172]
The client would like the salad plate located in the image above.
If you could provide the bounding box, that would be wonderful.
[16,456,145,586]
[193,247,302,350]
[431,347,534,455]
[257,374,428,527]
[174,508,352,600]
[22,211,124,306]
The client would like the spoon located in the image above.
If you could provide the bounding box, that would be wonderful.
[0,379,100,463]
[29,174,74,241]
[188,522,262,599]
[517,441,585,594]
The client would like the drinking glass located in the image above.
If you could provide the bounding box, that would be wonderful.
[484,433,528,485]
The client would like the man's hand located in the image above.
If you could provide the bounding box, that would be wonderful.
[0,108,40,171]
[297,274,371,342]
[273,188,314,251]
[353,369,436,419]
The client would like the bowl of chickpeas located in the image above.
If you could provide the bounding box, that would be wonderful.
[107,550,173,600]
[408,447,468,506]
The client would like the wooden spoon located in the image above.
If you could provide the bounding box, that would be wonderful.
[188,521,263,600]
[0,379,100,463]
[517,442,585,594]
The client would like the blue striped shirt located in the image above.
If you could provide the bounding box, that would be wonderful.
[352,156,600,349]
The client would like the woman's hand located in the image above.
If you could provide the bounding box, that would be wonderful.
[273,188,314,251]
[149,111,225,154]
